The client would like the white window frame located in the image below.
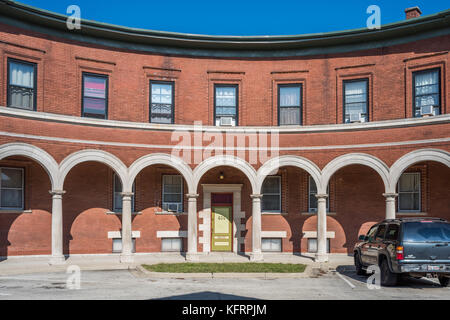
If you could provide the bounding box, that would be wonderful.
[0,167,24,210]
[262,176,281,213]
[162,175,183,213]
[308,176,329,213]
[262,238,282,252]
[113,173,135,213]
[398,172,421,213]
[307,238,331,254]
[112,238,136,254]
[161,238,183,252]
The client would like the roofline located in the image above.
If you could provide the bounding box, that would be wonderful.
[1,0,450,57]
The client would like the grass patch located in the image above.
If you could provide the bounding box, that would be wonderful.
[142,263,306,273]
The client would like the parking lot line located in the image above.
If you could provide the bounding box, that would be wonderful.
[337,273,356,289]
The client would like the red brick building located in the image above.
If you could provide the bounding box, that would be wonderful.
[0,1,449,264]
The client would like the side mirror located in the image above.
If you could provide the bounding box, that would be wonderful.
[358,235,367,241]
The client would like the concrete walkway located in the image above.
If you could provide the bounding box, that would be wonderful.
[0,253,354,276]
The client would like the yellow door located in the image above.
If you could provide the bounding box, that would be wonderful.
[211,206,232,252]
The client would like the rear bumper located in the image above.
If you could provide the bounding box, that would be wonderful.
[399,263,450,274]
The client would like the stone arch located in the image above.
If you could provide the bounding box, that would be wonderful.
[256,156,322,194]
[389,148,450,191]
[0,143,59,189]
[193,155,257,194]
[57,149,128,191]
[127,153,195,194]
[321,153,391,194]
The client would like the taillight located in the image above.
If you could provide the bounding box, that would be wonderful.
[396,246,404,260]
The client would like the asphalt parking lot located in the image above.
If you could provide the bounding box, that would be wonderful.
[0,266,448,300]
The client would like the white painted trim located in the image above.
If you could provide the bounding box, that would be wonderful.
[261,231,287,238]
[156,231,187,238]
[303,231,336,239]
[1,107,449,134]
[108,231,141,239]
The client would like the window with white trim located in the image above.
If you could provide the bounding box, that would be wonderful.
[278,84,302,126]
[398,172,421,212]
[113,173,135,212]
[413,68,441,117]
[162,175,183,213]
[161,238,183,252]
[344,79,368,123]
[150,81,174,124]
[262,238,282,252]
[215,85,238,127]
[7,59,36,111]
[262,176,281,212]
[0,167,24,210]
[308,176,329,213]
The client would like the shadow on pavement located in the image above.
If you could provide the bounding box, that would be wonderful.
[153,291,259,300]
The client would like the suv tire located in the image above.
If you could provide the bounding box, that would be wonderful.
[438,276,449,287]
[380,258,397,286]
[354,252,366,276]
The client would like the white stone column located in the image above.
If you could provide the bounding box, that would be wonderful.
[49,190,66,265]
[186,194,199,261]
[120,192,134,263]
[383,193,398,220]
[315,194,329,263]
[250,194,263,262]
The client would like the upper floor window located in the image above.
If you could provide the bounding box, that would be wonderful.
[398,172,421,212]
[413,69,441,117]
[344,79,368,123]
[0,167,24,210]
[278,84,302,126]
[150,81,174,124]
[308,176,329,213]
[7,59,36,111]
[162,175,183,213]
[262,176,281,212]
[82,73,108,119]
[215,85,238,127]
[113,173,135,212]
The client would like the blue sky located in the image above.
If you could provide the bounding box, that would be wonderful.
[19,0,450,36]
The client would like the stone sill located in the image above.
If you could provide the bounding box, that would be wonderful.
[155,211,188,216]
[106,211,142,216]
[262,212,288,216]
[301,212,337,216]
[396,212,428,216]
[0,209,32,214]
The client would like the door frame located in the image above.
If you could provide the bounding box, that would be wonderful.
[211,193,234,252]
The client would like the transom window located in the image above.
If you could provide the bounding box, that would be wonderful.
[162,175,183,213]
[278,84,302,126]
[262,176,281,212]
[7,59,37,111]
[308,176,329,213]
[344,79,368,123]
[82,73,108,119]
[398,172,421,212]
[0,167,24,210]
[113,174,135,212]
[215,85,238,127]
[150,81,175,124]
[413,69,441,117]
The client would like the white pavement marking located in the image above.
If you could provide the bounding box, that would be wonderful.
[337,273,356,289]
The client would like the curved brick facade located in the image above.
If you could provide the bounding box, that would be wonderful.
[0,2,449,261]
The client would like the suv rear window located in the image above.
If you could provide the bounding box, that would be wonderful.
[385,224,399,241]
[403,221,450,242]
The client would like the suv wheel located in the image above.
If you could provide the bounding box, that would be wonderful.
[438,276,449,287]
[354,252,366,276]
[380,258,397,286]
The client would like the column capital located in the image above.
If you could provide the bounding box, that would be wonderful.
[315,194,329,200]
[120,192,134,198]
[186,194,199,199]
[251,194,263,199]
[383,193,399,199]
[49,190,66,196]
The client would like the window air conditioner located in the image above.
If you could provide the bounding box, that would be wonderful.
[219,117,233,126]
[420,105,434,116]
[349,113,362,123]
[163,203,182,213]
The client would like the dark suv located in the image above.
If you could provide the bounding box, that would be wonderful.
[354,218,450,287]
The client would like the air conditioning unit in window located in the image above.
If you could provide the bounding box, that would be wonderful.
[163,203,182,213]
[349,113,362,123]
[420,105,434,117]
[219,117,234,127]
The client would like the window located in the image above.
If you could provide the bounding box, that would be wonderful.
[7,59,37,110]
[0,168,24,210]
[413,69,441,117]
[162,175,183,213]
[215,85,238,126]
[113,174,135,212]
[366,226,378,242]
[398,173,421,212]
[344,79,368,123]
[278,84,302,126]
[262,238,282,252]
[308,176,329,213]
[385,224,400,241]
[375,224,387,242]
[112,238,136,253]
[262,176,281,212]
[150,81,174,124]
[307,238,330,253]
[82,73,108,119]
[161,238,183,252]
